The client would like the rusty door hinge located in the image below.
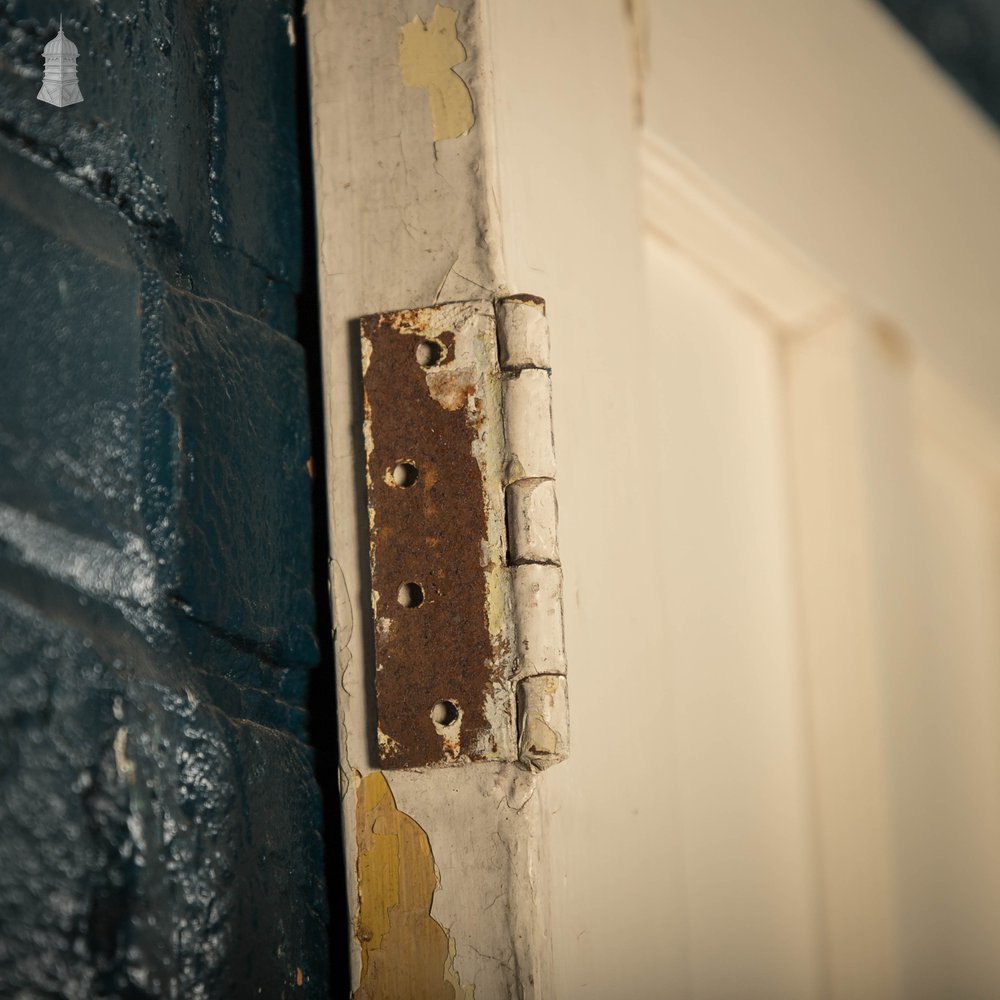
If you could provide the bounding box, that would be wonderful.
[359,295,569,770]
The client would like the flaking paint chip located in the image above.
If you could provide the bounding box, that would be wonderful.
[399,5,475,141]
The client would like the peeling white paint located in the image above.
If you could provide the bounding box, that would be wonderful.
[496,297,551,370]
[389,765,551,996]
[376,726,402,759]
[495,298,570,773]
[506,478,559,565]
[503,370,556,482]
[510,563,567,680]
[517,674,570,770]
[307,0,543,992]
[478,680,518,760]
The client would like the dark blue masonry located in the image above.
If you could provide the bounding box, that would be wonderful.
[0,2,330,995]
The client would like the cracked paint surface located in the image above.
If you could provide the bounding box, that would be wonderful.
[307,1,553,994]
[355,772,472,1000]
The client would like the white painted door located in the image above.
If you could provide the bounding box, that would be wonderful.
[309,2,1000,996]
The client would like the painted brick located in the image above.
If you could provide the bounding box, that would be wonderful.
[0,1,329,994]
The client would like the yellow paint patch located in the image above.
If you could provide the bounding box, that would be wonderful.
[399,5,475,141]
[354,772,472,1000]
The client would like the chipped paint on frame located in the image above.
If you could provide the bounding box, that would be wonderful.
[399,5,476,141]
[354,772,473,1000]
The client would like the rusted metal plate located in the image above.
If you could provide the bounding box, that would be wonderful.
[359,301,514,767]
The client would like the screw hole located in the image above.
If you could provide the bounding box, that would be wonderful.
[415,339,444,367]
[431,700,459,727]
[392,462,418,487]
[397,582,424,608]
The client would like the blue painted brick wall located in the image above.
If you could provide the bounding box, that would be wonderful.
[0,2,329,995]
